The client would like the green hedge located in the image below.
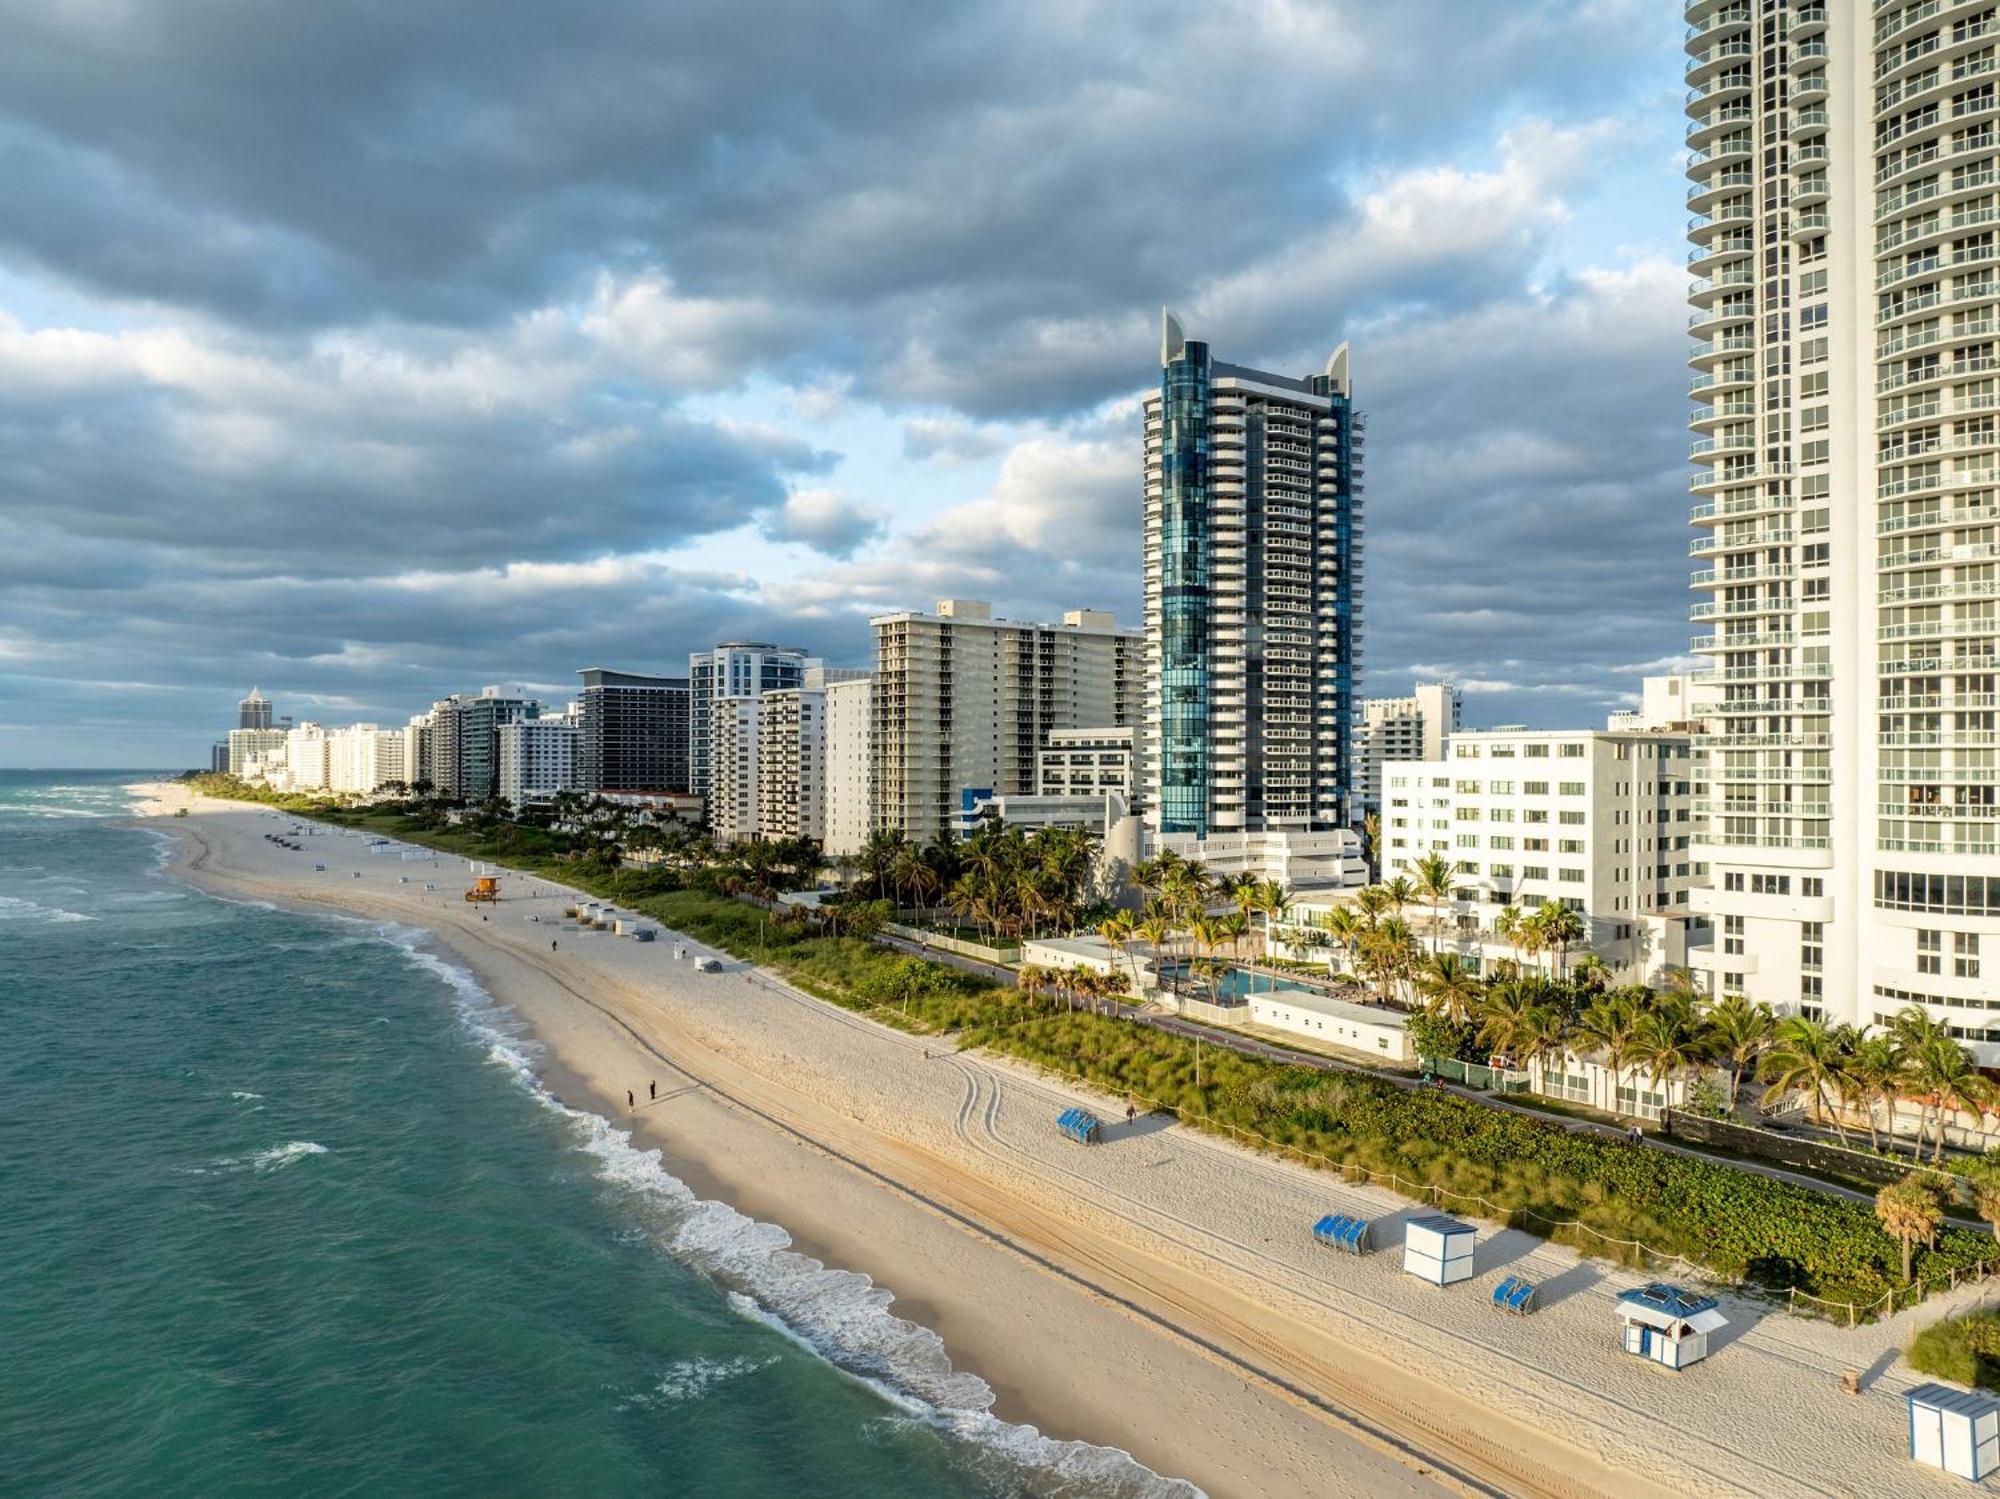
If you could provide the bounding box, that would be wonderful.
[194,782,1999,1312]
[961,1013,1997,1310]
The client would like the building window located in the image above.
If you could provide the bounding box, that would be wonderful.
[1958,933,1983,981]
[1918,929,1943,976]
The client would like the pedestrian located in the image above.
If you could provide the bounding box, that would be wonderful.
[627,1090,635,1110]
[1126,1103,1136,1125]
[649,1080,657,1101]
[1631,1124,1642,1144]
[551,939,558,952]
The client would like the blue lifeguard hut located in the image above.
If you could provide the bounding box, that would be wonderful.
[1615,1283,1727,1371]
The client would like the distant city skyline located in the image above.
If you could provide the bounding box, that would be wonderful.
[0,2,1696,765]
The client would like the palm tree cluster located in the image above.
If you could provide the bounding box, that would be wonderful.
[1753,1007,1994,1159]
[1115,850,1293,1000]
[1429,963,1997,1146]
[847,820,1104,942]
[1015,962,1127,1014]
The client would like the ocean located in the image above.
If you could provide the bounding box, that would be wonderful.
[0,772,1190,1498]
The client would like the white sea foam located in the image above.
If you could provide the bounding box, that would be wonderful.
[623,1354,779,1409]
[191,1140,328,1175]
[230,1091,264,1102]
[358,921,1202,1499]
[0,894,95,924]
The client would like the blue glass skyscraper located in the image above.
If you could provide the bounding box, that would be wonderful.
[1142,311,1363,838]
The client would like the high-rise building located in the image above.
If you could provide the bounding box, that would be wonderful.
[575,669,690,794]
[499,714,582,809]
[1355,683,1461,819]
[822,675,874,857]
[227,727,289,776]
[286,722,331,790]
[687,644,808,801]
[756,689,826,844]
[869,599,1143,841]
[237,687,273,731]
[1682,4,1999,1041]
[1142,311,1364,841]
[1037,726,1135,799]
[423,688,540,802]
[708,697,761,844]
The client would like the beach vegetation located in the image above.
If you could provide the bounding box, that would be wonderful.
[1909,1310,2000,1389]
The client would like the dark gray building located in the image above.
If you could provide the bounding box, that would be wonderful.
[237,687,273,730]
[577,669,691,793]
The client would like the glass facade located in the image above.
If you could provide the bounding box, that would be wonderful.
[1158,340,1212,835]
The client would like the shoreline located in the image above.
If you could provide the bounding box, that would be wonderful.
[128,783,1980,1499]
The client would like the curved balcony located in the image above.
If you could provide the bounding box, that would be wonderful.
[1689,433,1755,460]
[1688,169,1755,210]
[1792,140,1830,169]
[1791,210,1832,239]
[1689,365,1756,396]
[1686,73,1753,116]
[1689,398,1757,432]
[1789,37,1828,72]
[1689,234,1755,273]
[1687,39,1753,85]
[1687,103,1754,148]
[1689,267,1756,305]
[1689,331,1757,368]
[1790,107,1830,142]
[1685,4,1750,49]
[1687,139,1752,179]
[1690,304,1755,336]
[1791,173,1830,210]
[1792,70,1829,108]
[1791,3,1826,37]
[1688,203,1755,241]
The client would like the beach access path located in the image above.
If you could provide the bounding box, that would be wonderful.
[136,785,1993,1499]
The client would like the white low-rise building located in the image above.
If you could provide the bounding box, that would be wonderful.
[1380,726,1703,983]
[1153,827,1368,892]
[1247,988,1411,1063]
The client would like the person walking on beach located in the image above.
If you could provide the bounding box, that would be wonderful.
[649,1080,657,1101]
[551,939,558,952]
[627,1090,635,1110]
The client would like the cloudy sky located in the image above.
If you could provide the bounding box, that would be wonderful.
[0,0,1697,767]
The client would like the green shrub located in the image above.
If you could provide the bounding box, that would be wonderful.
[1910,1311,2000,1389]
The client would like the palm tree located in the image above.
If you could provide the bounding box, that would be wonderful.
[1361,811,1381,876]
[1324,905,1364,979]
[1702,994,1776,1112]
[1382,876,1416,924]
[1533,901,1585,981]
[1476,979,1541,1067]
[1570,953,1612,993]
[1909,1036,1993,1162]
[1416,952,1482,1026]
[1254,879,1291,960]
[1097,911,1141,999]
[1629,1007,1701,1116]
[1354,884,1390,930]
[1876,1174,1945,1285]
[1493,903,1524,973]
[1576,991,1644,1116]
[1844,1034,1905,1151]
[1758,1016,1857,1143]
[1361,916,1417,1006]
[1960,1152,2000,1242]
[1409,852,1456,955]
[1015,963,1050,1012]
[1135,911,1173,994]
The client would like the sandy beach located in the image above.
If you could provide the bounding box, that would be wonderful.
[131,783,1991,1499]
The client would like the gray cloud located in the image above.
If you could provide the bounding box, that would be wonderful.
[0,0,1697,764]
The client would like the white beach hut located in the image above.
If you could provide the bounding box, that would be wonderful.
[1615,1283,1727,1371]
[1908,1383,2000,1481]
[1402,1215,1476,1286]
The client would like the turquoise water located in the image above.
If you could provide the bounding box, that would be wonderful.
[0,773,1190,1498]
